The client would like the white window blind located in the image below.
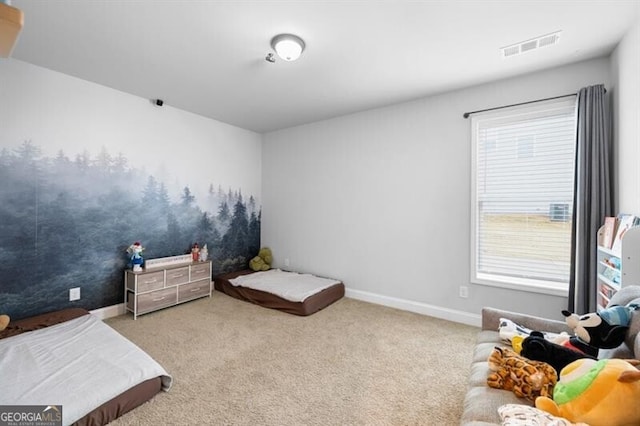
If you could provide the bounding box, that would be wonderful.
[470,97,577,294]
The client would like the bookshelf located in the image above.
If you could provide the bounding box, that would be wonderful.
[596,224,640,311]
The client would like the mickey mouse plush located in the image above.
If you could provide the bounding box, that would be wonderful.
[521,331,596,375]
[562,303,639,357]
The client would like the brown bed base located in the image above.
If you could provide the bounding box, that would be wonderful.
[213,269,345,316]
[1,308,162,426]
[73,377,161,426]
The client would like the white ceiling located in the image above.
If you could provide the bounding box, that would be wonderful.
[10,0,640,133]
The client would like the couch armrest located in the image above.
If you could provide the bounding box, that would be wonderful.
[482,307,570,334]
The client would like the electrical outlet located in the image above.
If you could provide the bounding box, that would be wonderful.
[284,258,290,267]
[69,287,81,301]
[459,286,469,298]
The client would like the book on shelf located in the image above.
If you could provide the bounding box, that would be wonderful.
[601,216,617,249]
[603,256,621,270]
[611,213,640,253]
[599,282,616,299]
[602,266,620,284]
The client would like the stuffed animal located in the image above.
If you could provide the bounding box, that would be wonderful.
[562,303,639,357]
[487,346,557,402]
[199,244,209,262]
[258,247,273,265]
[0,314,9,331]
[499,318,570,348]
[126,241,145,272]
[535,358,640,426]
[249,247,273,271]
[520,331,596,375]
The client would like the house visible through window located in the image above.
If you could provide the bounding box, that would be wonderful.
[470,97,577,295]
[517,135,534,159]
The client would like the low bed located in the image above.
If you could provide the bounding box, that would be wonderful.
[0,308,172,426]
[214,269,345,316]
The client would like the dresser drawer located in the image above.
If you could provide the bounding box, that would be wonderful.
[166,266,190,286]
[135,271,165,293]
[178,279,210,302]
[190,263,211,281]
[137,287,177,313]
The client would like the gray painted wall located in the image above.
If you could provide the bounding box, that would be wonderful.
[611,18,640,215]
[262,57,612,322]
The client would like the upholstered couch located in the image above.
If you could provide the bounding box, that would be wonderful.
[460,285,640,425]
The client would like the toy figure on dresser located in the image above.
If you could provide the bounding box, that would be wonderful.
[127,242,145,272]
[191,243,200,262]
[199,244,208,262]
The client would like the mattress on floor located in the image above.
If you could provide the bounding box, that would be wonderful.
[0,308,168,426]
[214,269,345,316]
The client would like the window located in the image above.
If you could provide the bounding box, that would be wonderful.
[470,97,577,295]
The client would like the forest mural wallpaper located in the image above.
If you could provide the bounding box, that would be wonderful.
[0,140,260,320]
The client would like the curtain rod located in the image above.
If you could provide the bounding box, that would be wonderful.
[462,93,578,119]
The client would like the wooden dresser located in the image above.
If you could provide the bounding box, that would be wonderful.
[125,260,212,319]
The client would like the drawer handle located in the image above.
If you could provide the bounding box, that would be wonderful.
[190,288,201,292]
[170,273,185,278]
[152,296,166,301]
[143,279,158,284]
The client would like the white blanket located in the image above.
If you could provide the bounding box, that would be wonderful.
[0,314,172,426]
[229,269,341,302]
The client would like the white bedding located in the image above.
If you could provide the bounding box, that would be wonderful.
[0,314,172,426]
[229,269,341,302]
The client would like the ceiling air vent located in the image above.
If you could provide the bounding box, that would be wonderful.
[538,32,561,48]
[503,45,520,58]
[501,31,561,58]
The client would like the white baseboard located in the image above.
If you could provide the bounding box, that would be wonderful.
[89,291,482,327]
[345,288,481,327]
[90,303,125,320]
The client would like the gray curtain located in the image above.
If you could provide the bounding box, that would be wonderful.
[568,84,612,313]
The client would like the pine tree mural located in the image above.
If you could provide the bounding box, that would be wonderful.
[0,141,260,320]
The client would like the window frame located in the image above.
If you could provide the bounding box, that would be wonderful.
[469,97,577,297]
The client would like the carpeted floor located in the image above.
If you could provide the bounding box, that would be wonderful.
[106,292,478,425]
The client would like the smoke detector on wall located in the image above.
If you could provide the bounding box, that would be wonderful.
[501,31,562,58]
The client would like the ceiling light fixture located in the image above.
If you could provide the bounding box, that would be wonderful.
[270,34,305,62]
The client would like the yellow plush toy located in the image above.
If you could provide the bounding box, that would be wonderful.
[536,358,640,426]
[249,247,273,271]
[0,314,9,331]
